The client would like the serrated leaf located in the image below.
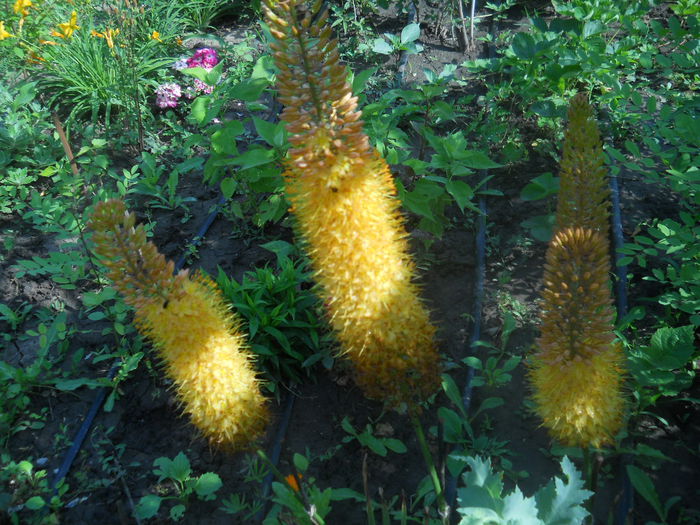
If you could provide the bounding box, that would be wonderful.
[135,495,162,519]
[536,456,591,525]
[502,487,542,524]
[194,472,222,499]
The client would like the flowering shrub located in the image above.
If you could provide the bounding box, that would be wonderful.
[155,82,182,109]
[154,47,220,108]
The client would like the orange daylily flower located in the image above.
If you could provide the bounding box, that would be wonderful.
[51,10,79,39]
[284,474,302,492]
[14,0,32,17]
[0,21,14,40]
[92,27,119,48]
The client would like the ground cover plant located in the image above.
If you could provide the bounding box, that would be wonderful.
[0,0,698,524]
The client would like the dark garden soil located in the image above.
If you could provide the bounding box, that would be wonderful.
[1,2,699,524]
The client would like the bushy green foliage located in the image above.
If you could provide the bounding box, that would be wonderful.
[215,250,333,393]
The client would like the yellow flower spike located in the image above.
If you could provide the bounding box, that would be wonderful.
[89,200,268,450]
[555,93,610,234]
[529,95,626,449]
[0,21,14,40]
[264,0,440,407]
[530,228,625,448]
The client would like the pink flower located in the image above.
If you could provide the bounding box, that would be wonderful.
[155,82,182,108]
[186,47,219,70]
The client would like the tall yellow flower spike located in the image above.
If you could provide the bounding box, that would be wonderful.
[530,228,625,448]
[555,93,610,233]
[89,200,268,449]
[529,96,625,449]
[263,0,440,407]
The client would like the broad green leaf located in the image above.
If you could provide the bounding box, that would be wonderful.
[445,179,476,213]
[24,496,45,510]
[135,495,162,519]
[293,453,309,472]
[372,38,394,55]
[511,33,537,59]
[401,23,421,44]
[194,472,223,499]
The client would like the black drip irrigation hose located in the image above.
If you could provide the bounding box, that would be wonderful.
[51,194,227,491]
[256,394,296,522]
[610,169,635,525]
[444,176,488,511]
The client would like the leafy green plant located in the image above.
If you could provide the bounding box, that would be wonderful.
[341,417,407,458]
[454,455,592,524]
[372,23,423,58]
[215,247,333,394]
[0,456,70,523]
[134,451,223,521]
[626,325,698,416]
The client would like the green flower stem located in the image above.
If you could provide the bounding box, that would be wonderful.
[410,411,448,522]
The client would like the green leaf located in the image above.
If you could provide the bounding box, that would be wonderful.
[360,434,388,457]
[626,465,664,519]
[384,438,408,454]
[135,495,162,519]
[520,173,559,201]
[442,374,465,413]
[458,150,502,169]
[194,472,223,500]
[401,23,421,44]
[521,214,555,242]
[536,456,591,525]
[227,148,276,170]
[190,96,211,125]
[372,38,394,55]
[170,503,186,521]
[233,78,269,102]
[293,453,309,472]
[445,179,475,213]
[221,177,238,198]
[24,496,45,510]
[511,33,537,59]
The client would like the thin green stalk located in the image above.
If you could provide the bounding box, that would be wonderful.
[409,411,448,523]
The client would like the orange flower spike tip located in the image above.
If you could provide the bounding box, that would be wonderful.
[263,0,440,407]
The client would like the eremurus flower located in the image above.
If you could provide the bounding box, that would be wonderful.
[530,227,625,448]
[263,0,440,407]
[529,96,625,448]
[89,199,268,449]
